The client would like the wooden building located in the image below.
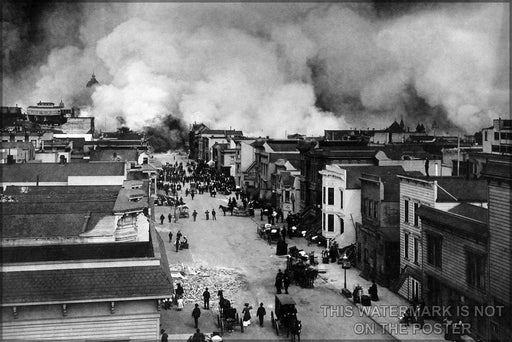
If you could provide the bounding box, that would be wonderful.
[396,176,487,302]
[481,159,512,342]
[418,203,488,340]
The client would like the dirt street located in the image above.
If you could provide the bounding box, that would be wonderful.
[154,152,393,341]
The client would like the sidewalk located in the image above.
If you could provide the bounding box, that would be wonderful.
[318,261,446,341]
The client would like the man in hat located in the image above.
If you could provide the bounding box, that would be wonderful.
[203,288,210,310]
[257,303,266,327]
[192,303,201,329]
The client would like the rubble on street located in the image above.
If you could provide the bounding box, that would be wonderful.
[169,263,246,308]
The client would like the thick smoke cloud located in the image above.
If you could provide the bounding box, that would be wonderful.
[2,2,509,137]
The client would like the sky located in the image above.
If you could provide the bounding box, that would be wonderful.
[2,1,509,137]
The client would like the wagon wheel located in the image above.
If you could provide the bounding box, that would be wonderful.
[240,318,244,333]
[275,318,280,336]
[271,311,275,329]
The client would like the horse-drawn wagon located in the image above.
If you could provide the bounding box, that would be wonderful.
[216,290,244,335]
[271,294,301,341]
[286,247,319,288]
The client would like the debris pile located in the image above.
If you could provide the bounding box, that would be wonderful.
[169,264,245,308]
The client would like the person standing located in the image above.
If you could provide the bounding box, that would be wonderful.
[275,269,283,294]
[168,231,173,243]
[369,280,379,301]
[191,191,195,200]
[192,210,198,222]
[175,239,180,253]
[260,209,264,221]
[160,214,165,224]
[281,227,287,242]
[192,303,201,329]
[256,303,266,327]
[205,210,210,220]
[175,283,184,300]
[283,272,291,294]
[160,329,168,342]
[203,288,210,309]
[212,209,216,220]
[242,303,252,326]
[168,213,172,223]
[191,329,205,342]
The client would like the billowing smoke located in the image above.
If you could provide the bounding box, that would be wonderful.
[2,2,509,137]
[144,115,188,153]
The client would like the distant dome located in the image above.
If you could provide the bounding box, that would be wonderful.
[86,73,99,88]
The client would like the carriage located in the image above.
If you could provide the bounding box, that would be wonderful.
[216,291,244,335]
[271,294,302,340]
[232,206,250,217]
[257,224,281,244]
[178,205,190,218]
[286,247,319,288]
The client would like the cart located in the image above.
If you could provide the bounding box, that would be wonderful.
[271,294,301,338]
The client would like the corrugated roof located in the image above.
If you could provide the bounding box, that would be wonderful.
[2,265,171,305]
[0,162,125,183]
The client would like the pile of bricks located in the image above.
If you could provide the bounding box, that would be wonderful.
[169,263,244,308]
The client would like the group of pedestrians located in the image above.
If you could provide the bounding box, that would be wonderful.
[275,269,291,294]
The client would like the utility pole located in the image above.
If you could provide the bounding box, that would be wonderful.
[457,134,460,176]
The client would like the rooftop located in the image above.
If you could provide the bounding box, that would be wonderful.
[266,140,299,152]
[2,226,173,305]
[340,165,407,189]
[418,204,488,241]
[0,162,125,183]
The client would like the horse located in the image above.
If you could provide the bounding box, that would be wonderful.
[288,317,302,341]
[219,204,233,216]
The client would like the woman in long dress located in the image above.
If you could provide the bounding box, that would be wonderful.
[242,303,252,326]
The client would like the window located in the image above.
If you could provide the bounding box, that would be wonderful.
[340,218,344,234]
[327,214,334,232]
[494,132,500,140]
[426,233,442,268]
[484,131,488,141]
[322,213,326,231]
[323,187,326,204]
[413,203,419,226]
[340,190,343,208]
[369,201,373,218]
[467,251,486,290]
[413,237,419,264]
[404,233,409,259]
[284,190,290,203]
[404,200,409,223]
[373,202,378,219]
[327,187,334,205]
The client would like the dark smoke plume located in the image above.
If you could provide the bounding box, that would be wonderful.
[144,115,188,153]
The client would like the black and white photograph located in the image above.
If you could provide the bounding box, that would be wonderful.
[1,1,510,341]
